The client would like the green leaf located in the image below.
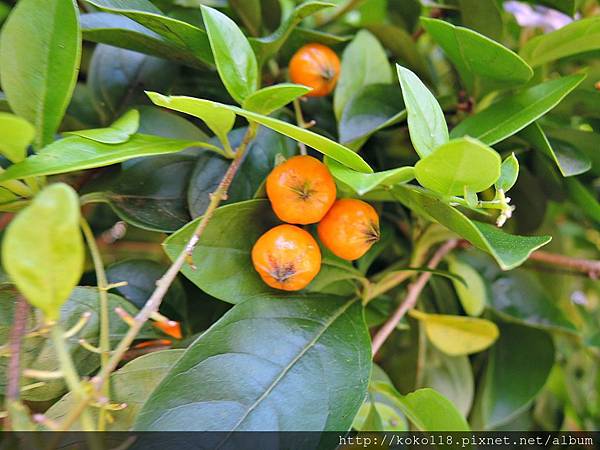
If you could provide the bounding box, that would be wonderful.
[471,322,555,429]
[2,184,82,320]
[80,13,202,68]
[201,6,258,104]
[147,92,236,151]
[565,177,600,224]
[520,122,591,177]
[0,113,34,162]
[421,18,532,95]
[250,1,335,65]
[397,65,448,158]
[450,74,586,145]
[85,0,214,65]
[0,0,81,148]
[134,296,371,432]
[46,350,184,430]
[495,153,519,192]
[519,0,576,15]
[520,17,600,67]
[390,185,551,270]
[230,0,261,37]
[326,157,414,196]
[0,134,203,182]
[334,30,392,120]
[447,255,487,317]
[64,109,140,144]
[242,84,311,115]
[410,309,499,356]
[491,270,577,334]
[458,0,503,41]
[372,383,470,431]
[415,137,501,196]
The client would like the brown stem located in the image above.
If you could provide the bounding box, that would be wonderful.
[528,250,600,279]
[6,297,28,403]
[371,240,458,356]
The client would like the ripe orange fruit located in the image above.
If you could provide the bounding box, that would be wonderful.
[289,43,341,97]
[318,199,380,261]
[252,224,321,291]
[266,155,337,224]
[153,320,182,339]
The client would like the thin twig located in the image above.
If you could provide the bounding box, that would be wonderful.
[316,0,365,27]
[371,240,458,356]
[6,298,29,406]
[528,250,600,279]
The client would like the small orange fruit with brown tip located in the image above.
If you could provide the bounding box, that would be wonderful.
[266,155,336,225]
[318,199,380,261]
[153,320,182,339]
[252,224,321,291]
[289,43,341,97]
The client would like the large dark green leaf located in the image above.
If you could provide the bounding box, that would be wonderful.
[0,0,81,148]
[85,0,214,65]
[230,0,262,37]
[450,74,586,145]
[421,18,532,95]
[0,134,205,182]
[458,0,503,41]
[134,296,371,433]
[46,349,184,430]
[471,322,555,429]
[390,185,551,270]
[565,177,600,224]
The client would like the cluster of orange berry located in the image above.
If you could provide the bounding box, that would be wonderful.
[252,155,380,291]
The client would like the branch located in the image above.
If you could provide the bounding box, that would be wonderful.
[371,240,458,356]
[5,297,28,407]
[528,250,600,279]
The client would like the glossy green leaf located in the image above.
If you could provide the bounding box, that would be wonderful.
[201,6,258,104]
[415,137,501,196]
[2,184,82,320]
[65,109,140,144]
[447,255,487,317]
[421,18,532,95]
[80,13,201,68]
[46,350,184,430]
[85,0,214,65]
[334,30,392,120]
[147,92,236,150]
[390,185,551,270]
[496,153,519,192]
[326,157,414,196]
[520,17,600,67]
[520,123,590,177]
[411,309,499,356]
[450,74,586,145]
[0,0,81,148]
[137,105,208,141]
[458,0,503,41]
[0,112,34,162]
[372,383,470,431]
[135,296,371,432]
[471,322,555,429]
[0,134,203,182]
[397,65,448,158]
[242,84,311,115]
[544,127,600,176]
[565,177,600,224]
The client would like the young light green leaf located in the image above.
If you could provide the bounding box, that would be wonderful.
[64,109,140,144]
[390,185,551,270]
[201,5,258,104]
[519,122,591,177]
[242,84,311,115]
[496,153,519,192]
[410,309,499,356]
[147,92,235,151]
[0,134,207,182]
[451,74,586,145]
[520,16,600,67]
[397,65,448,158]
[421,18,532,95]
[326,157,414,195]
[2,184,83,320]
[0,0,81,148]
[447,255,487,317]
[0,113,35,162]
[334,30,392,120]
[415,137,501,196]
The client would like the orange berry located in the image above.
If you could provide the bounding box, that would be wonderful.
[289,43,341,97]
[133,339,173,350]
[252,224,322,291]
[266,155,337,224]
[317,199,380,261]
[153,320,182,339]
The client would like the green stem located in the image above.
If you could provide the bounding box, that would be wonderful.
[316,0,365,27]
[79,217,110,431]
[293,99,308,155]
